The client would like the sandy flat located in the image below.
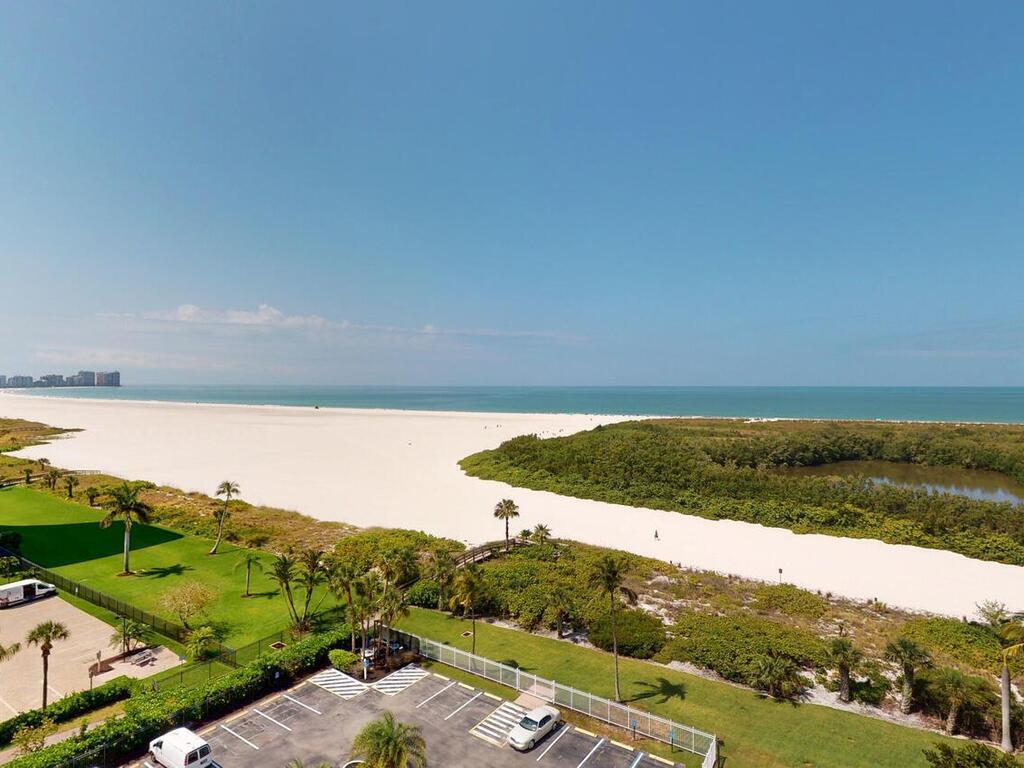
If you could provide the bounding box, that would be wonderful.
[1,392,1022,618]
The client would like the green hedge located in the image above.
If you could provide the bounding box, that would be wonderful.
[588,608,667,659]
[6,627,351,768]
[328,649,358,671]
[407,579,440,609]
[0,677,132,747]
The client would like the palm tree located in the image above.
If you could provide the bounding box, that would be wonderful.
[884,637,932,714]
[376,548,415,597]
[934,668,973,735]
[978,600,1024,752]
[109,619,149,656]
[0,639,21,680]
[100,483,153,575]
[185,626,216,661]
[378,589,410,667]
[26,621,70,709]
[22,468,31,486]
[35,458,50,474]
[210,480,240,555]
[84,487,100,507]
[549,585,574,639]
[234,549,264,598]
[826,637,863,703]
[44,469,61,491]
[270,551,300,626]
[63,474,79,499]
[329,559,362,651]
[531,523,552,545]
[352,574,381,654]
[427,549,455,611]
[493,499,520,552]
[296,549,330,630]
[589,554,638,702]
[752,651,803,700]
[449,564,488,654]
[351,711,426,768]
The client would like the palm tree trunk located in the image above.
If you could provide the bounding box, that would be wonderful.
[611,592,621,702]
[839,668,850,703]
[41,652,49,709]
[946,703,958,734]
[471,612,477,655]
[505,519,509,552]
[1002,663,1013,752]
[901,671,913,715]
[122,524,131,574]
[557,613,563,639]
[210,513,225,555]
[346,588,356,651]
[244,562,252,597]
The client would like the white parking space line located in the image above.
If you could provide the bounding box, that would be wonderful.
[577,738,605,768]
[219,723,260,750]
[253,708,292,731]
[372,663,430,695]
[536,725,572,762]
[284,693,322,715]
[444,690,483,720]
[628,752,647,768]
[416,681,456,708]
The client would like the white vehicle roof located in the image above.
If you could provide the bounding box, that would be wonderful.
[158,728,207,751]
[0,579,50,590]
[524,705,559,720]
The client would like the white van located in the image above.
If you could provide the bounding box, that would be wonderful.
[148,728,213,768]
[0,579,57,608]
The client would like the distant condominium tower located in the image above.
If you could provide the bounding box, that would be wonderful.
[0,375,6,387]
[8,376,33,387]
[95,371,120,387]
[67,370,97,386]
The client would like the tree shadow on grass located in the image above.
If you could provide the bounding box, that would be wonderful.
[626,677,687,705]
[1,519,184,568]
[138,564,194,579]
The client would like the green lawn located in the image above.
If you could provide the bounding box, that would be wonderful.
[397,607,959,768]
[0,487,337,646]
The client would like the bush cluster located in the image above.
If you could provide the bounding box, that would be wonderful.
[752,583,827,619]
[460,420,1024,566]
[6,628,351,768]
[0,677,132,747]
[406,579,440,609]
[328,648,358,671]
[588,608,666,659]
[656,612,825,686]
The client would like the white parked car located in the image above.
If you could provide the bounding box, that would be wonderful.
[507,705,561,751]
[148,728,212,768]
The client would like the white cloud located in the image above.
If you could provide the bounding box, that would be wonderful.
[143,303,328,329]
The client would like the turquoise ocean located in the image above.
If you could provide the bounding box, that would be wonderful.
[11,385,1024,423]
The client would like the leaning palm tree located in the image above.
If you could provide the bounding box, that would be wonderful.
[210,480,240,555]
[589,554,637,702]
[449,564,488,654]
[351,711,426,768]
[884,637,932,714]
[234,549,265,598]
[100,482,153,575]
[269,551,300,627]
[26,621,70,709]
[827,637,863,703]
[493,499,520,552]
[531,523,552,545]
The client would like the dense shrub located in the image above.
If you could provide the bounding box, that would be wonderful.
[460,420,1024,566]
[752,583,827,619]
[913,667,1001,739]
[328,648,358,671]
[657,612,825,687]
[902,618,1020,674]
[588,609,666,659]
[6,628,351,768]
[407,579,440,609]
[0,677,132,747]
[924,741,1019,767]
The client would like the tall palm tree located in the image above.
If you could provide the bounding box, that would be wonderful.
[493,499,520,552]
[826,638,863,703]
[449,564,488,654]
[979,601,1024,752]
[427,549,456,611]
[270,551,300,626]
[26,621,70,709]
[351,711,426,768]
[884,637,932,714]
[63,474,79,499]
[352,574,381,654]
[378,589,410,667]
[234,549,264,598]
[210,480,240,555]
[549,585,574,639]
[376,548,415,597]
[589,554,637,702]
[329,559,362,651]
[296,549,330,630]
[531,523,552,545]
[100,482,153,575]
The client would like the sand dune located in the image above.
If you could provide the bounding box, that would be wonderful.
[2,391,1021,618]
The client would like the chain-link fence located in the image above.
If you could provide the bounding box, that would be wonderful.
[388,627,718,768]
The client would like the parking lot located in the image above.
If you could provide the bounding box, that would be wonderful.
[129,664,684,768]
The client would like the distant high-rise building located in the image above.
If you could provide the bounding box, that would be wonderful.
[40,374,65,386]
[8,376,33,387]
[0,375,6,387]
[95,371,120,387]
[68,370,97,386]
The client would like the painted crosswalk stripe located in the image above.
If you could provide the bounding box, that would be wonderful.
[310,668,370,699]
[470,701,527,746]
[372,664,430,696]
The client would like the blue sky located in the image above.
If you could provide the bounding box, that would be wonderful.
[2,2,1022,385]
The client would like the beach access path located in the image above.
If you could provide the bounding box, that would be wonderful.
[2,391,1023,618]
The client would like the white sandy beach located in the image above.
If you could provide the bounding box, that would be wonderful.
[2,391,1022,619]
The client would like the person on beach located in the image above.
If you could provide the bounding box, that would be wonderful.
[654,530,659,540]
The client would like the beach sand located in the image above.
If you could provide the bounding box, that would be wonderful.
[1,392,1021,618]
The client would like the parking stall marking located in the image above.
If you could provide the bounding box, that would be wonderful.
[252,708,292,731]
[577,737,605,768]
[372,663,430,695]
[536,724,572,762]
[469,700,527,746]
[444,690,483,720]
[219,723,260,750]
[416,680,456,708]
[309,668,370,699]
[283,692,323,714]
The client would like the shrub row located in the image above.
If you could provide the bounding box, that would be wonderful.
[0,677,132,747]
[7,627,351,768]
[588,608,666,659]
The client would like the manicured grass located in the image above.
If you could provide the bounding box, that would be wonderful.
[0,487,337,646]
[397,607,959,768]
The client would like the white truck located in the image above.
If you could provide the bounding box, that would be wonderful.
[0,579,57,608]
[148,728,213,768]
